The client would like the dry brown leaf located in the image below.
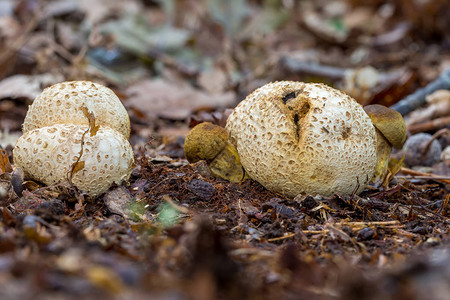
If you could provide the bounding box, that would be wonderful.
[126,78,235,120]
[81,106,100,136]
[0,74,63,100]
[0,149,12,174]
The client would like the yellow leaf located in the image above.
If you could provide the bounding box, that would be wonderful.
[86,266,124,294]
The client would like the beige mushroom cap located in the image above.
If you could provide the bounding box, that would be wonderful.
[13,124,135,198]
[363,104,406,149]
[23,81,131,138]
[226,81,377,197]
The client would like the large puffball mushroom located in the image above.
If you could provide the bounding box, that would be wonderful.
[184,122,247,182]
[14,124,134,198]
[13,81,134,198]
[226,81,378,197]
[363,104,406,183]
[22,81,130,138]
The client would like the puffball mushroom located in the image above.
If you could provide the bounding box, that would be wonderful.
[184,122,247,182]
[14,124,134,198]
[13,81,134,198]
[22,81,131,138]
[226,81,378,197]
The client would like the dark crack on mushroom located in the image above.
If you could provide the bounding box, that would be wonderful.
[293,113,300,141]
[282,91,296,104]
[298,102,310,118]
[342,127,351,139]
[282,89,303,104]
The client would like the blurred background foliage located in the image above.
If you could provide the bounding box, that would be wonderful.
[0,0,449,109]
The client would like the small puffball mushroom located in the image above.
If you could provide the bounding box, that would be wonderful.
[226,81,378,197]
[23,81,130,138]
[184,122,247,182]
[14,80,134,198]
[13,124,134,198]
[363,104,406,183]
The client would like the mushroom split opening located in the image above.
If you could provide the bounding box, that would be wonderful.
[282,92,311,143]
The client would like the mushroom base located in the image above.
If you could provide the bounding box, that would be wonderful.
[13,124,135,198]
[372,129,393,187]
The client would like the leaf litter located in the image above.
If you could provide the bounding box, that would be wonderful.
[0,0,449,299]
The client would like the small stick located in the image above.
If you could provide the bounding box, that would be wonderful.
[390,68,450,116]
[302,230,328,234]
[162,194,190,214]
[421,128,449,159]
[407,116,450,134]
[280,57,347,80]
[399,167,450,183]
[336,220,400,227]
[267,232,296,242]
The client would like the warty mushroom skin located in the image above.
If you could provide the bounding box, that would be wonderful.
[13,81,134,198]
[226,81,378,197]
[14,124,134,198]
[22,81,131,138]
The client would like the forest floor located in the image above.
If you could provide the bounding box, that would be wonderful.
[0,1,449,299]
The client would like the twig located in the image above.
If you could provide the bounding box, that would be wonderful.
[421,128,449,159]
[399,167,450,183]
[302,229,328,234]
[407,116,450,134]
[336,220,400,227]
[162,194,190,214]
[148,177,171,194]
[302,221,403,235]
[266,232,296,242]
[390,68,450,116]
[280,57,347,80]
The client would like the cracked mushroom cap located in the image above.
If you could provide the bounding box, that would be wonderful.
[13,124,134,198]
[22,81,130,138]
[226,81,378,197]
[363,104,406,149]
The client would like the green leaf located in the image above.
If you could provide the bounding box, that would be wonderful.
[207,0,249,36]
[157,202,179,228]
[101,13,191,56]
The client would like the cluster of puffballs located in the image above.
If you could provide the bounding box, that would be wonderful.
[13,80,409,199]
[13,81,134,198]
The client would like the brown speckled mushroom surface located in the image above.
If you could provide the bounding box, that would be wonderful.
[14,81,135,198]
[226,81,377,197]
[14,124,134,198]
[22,81,131,138]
